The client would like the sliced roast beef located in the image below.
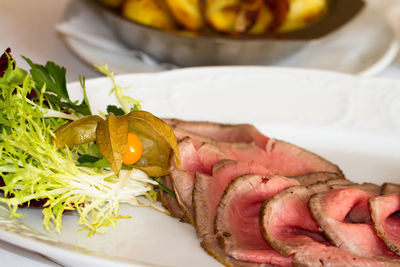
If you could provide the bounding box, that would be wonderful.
[201,237,274,267]
[261,184,330,257]
[260,139,342,176]
[174,131,342,177]
[194,160,275,267]
[164,119,269,148]
[167,119,343,177]
[290,245,399,267]
[170,126,211,148]
[170,121,342,225]
[170,138,227,224]
[309,188,399,260]
[370,194,400,256]
[215,174,298,266]
[158,175,189,222]
[261,184,399,267]
[327,184,377,223]
[325,178,354,186]
[382,183,400,194]
[290,171,343,186]
[330,182,381,195]
[194,159,271,239]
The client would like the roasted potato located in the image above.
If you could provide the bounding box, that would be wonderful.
[121,0,176,30]
[205,0,238,33]
[205,0,263,34]
[165,0,204,30]
[277,0,328,32]
[248,3,274,34]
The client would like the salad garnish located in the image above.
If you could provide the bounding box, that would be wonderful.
[0,48,179,234]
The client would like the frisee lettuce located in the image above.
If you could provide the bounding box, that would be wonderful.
[0,52,163,234]
[95,64,142,114]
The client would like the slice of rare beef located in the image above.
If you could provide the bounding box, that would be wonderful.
[201,236,275,267]
[194,159,272,239]
[382,183,400,194]
[324,183,378,223]
[309,188,400,261]
[261,184,398,267]
[215,174,298,266]
[329,182,381,195]
[174,130,342,177]
[170,137,227,224]
[194,160,273,266]
[260,139,343,176]
[164,119,269,148]
[261,184,330,257]
[167,119,343,177]
[208,140,341,177]
[325,178,354,186]
[158,175,187,221]
[290,171,344,186]
[370,194,400,256]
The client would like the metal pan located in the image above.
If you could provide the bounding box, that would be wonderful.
[89,0,365,66]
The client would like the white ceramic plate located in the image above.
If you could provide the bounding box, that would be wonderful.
[58,0,399,76]
[1,67,400,266]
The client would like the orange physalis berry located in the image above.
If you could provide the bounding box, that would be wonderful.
[122,132,143,165]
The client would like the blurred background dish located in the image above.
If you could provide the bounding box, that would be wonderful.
[100,0,330,36]
[88,0,365,66]
[57,0,398,75]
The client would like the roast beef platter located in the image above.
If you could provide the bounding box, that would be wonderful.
[160,118,400,267]
[3,49,400,266]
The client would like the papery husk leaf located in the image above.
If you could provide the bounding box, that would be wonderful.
[55,115,104,149]
[134,165,169,177]
[96,113,128,175]
[127,111,180,173]
[129,120,170,170]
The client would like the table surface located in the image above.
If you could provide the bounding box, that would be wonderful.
[1,0,400,266]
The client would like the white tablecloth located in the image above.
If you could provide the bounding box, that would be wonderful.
[0,0,400,266]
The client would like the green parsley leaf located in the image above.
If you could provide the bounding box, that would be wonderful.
[23,56,69,99]
[106,105,125,116]
[22,56,91,116]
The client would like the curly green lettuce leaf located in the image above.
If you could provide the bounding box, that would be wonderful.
[95,64,141,113]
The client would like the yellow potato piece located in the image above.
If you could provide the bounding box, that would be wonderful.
[166,0,204,31]
[205,0,237,33]
[205,0,263,34]
[248,3,274,34]
[277,0,327,32]
[121,0,176,30]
